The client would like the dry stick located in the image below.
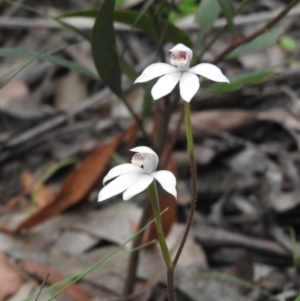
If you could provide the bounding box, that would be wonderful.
[123,201,152,295]
[34,273,50,301]
[213,0,300,64]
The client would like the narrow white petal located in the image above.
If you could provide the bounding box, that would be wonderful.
[123,174,154,201]
[134,63,178,83]
[179,72,200,102]
[130,146,156,156]
[103,163,144,185]
[169,43,192,53]
[188,63,230,83]
[98,173,140,202]
[151,72,181,100]
[130,146,159,173]
[152,170,177,199]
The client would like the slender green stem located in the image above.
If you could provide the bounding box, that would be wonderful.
[147,181,173,268]
[147,180,175,301]
[173,102,197,267]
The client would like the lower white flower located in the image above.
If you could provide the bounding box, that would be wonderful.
[98,146,177,202]
[134,43,230,102]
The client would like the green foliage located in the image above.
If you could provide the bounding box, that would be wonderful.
[217,0,235,35]
[211,70,274,93]
[227,27,283,58]
[0,48,99,81]
[294,295,300,301]
[169,0,197,21]
[57,9,192,47]
[133,0,156,28]
[287,227,300,270]
[195,0,220,46]
[114,10,192,47]
[92,0,122,96]
[280,35,297,52]
[116,0,125,6]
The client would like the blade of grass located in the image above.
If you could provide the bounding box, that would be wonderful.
[0,48,100,81]
[21,207,168,301]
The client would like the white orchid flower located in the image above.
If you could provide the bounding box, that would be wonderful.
[134,43,230,102]
[98,146,177,202]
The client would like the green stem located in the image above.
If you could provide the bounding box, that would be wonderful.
[147,180,175,301]
[173,102,197,267]
[147,181,173,268]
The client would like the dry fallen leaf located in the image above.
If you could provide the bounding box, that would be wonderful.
[21,171,56,208]
[55,71,88,111]
[21,260,93,301]
[15,122,138,231]
[0,78,30,108]
[0,252,23,301]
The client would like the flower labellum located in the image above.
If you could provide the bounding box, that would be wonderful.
[98,146,177,202]
[134,43,230,102]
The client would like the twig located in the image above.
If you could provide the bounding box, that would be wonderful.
[34,273,50,301]
[122,201,152,296]
[213,0,300,63]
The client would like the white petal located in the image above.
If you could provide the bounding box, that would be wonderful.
[134,63,178,83]
[123,174,154,201]
[130,146,159,173]
[169,43,193,71]
[98,173,140,202]
[130,146,156,156]
[169,43,192,54]
[152,170,177,199]
[103,163,144,185]
[188,63,230,83]
[151,72,181,100]
[179,72,200,102]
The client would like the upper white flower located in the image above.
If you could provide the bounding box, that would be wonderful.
[134,43,230,102]
[98,146,177,202]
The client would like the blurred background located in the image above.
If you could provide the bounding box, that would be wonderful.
[1,0,300,300]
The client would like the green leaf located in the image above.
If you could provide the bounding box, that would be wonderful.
[294,295,300,301]
[134,0,156,27]
[57,9,192,47]
[92,0,122,96]
[0,48,100,81]
[227,27,283,59]
[211,70,274,93]
[280,35,297,52]
[195,0,220,46]
[116,0,125,7]
[141,84,153,118]
[170,0,197,21]
[217,0,235,35]
[54,18,91,41]
[114,10,192,47]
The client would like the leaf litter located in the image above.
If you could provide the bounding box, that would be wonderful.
[1,0,300,300]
